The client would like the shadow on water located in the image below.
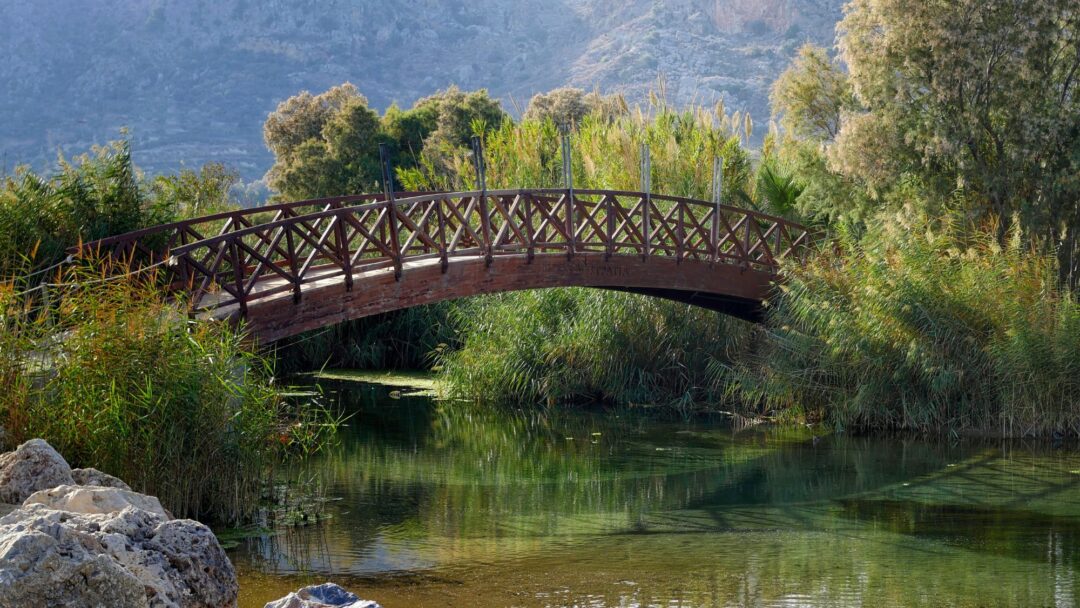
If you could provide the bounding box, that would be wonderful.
[232,376,1080,608]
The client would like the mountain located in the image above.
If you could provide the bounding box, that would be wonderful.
[0,0,843,181]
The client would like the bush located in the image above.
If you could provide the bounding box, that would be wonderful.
[0,274,334,524]
[0,140,241,277]
[745,217,1080,436]
[439,288,753,414]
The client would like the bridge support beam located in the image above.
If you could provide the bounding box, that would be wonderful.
[228,253,776,344]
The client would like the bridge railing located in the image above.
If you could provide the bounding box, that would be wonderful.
[74,192,431,265]
[78,189,811,315]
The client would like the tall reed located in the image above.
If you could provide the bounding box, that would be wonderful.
[744,217,1080,436]
[0,271,335,524]
[427,100,763,411]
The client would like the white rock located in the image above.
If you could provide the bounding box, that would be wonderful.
[72,467,133,490]
[0,438,75,504]
[0,503,238,608]
[23,485,170,519]
[264,583,382,608]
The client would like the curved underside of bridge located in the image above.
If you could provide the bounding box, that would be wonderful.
[78,189,810,343]
[224,253,776,343]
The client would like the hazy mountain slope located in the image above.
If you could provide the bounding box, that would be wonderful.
[0,0,842,180]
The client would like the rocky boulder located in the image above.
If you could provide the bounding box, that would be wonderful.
[72,467,132,491]
[264,583,381,608]
[0,439,75,503]
[0,503,238,608]
[0,439,239,608]
[24,485,170,518]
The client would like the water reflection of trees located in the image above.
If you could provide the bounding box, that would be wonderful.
[234,381,1080,603]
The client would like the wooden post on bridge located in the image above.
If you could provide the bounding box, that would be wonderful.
[380,144,403,280]
[711,156,724,263]
[472,136,493,267]
[561,131,576,259]
[640,143,651,260]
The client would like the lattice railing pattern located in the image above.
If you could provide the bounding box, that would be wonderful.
[77,189,812,314]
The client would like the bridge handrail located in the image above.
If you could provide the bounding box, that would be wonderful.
[155,189,805,255]
[78,189,812,316]
[77,189,805,257]
[73,192,432,254]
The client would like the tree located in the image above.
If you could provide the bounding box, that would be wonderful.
[263,84,383,199]
[413,87,509,185]
[523,87,629,128]
[838,0,1080,243]
[769,44,855,142]
[422,86,507,151]
[263,84,362,160]
[263,84,508,197]
[771,1,1080,281]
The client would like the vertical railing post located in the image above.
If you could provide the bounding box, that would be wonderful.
[380,143,403,280]
[743,210,754,270]
[711,156,724,263]
[640,143,651,260]
[472,136,493,267]
[676,201,684,263]
[230,240,247,316]
[333,213,353,291]
[605,194,615,260]
[561,130,576,259]
[436,195,449,273]
[524,192,535,263]
[284,220,302,303]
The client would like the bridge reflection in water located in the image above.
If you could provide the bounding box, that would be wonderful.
[79,189,810,342]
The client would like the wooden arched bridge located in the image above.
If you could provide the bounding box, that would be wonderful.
[78,189,811,343]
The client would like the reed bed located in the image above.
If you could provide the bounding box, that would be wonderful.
[0,271,336,524]
[438,288,752,413]
[745,218,1080,436]
[427,100,764,410]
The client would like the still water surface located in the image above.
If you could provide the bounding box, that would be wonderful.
[232,377,1080,607]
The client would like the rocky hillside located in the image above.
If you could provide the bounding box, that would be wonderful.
[1,0,843,180]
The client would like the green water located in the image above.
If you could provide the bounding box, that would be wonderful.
[232,378,1080,607]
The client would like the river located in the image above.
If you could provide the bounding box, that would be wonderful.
[231,375,1080,607]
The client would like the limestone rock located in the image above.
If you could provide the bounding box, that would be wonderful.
[264,583,382,608]
[23,485,170,519]
[148,518,239,608]
[72,467,133,490]
[0,438,75,504]
[0,503,238,608]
